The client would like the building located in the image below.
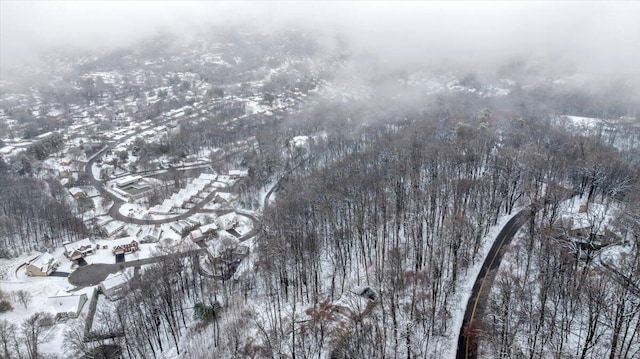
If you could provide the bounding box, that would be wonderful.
[111,237,139,255]
[103,221,125,237]
[116,175,142,188]
[139,226,162,243]
[68,187,87,199]
[229,169,249,178]
[187,222,218,242]
[63,238,95,261]
[170,220,196,236]
[113,176,152,201]
[100,269,133,300]
[26,253,59,276]
[47,293,88,321]
[216,212,239,230]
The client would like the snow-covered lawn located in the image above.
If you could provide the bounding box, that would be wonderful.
[0,252,95,356]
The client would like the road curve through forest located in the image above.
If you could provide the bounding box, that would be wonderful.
[456,209,530,359]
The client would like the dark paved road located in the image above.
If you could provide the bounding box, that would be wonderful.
[68,249,205,287]
[456,210,529,359]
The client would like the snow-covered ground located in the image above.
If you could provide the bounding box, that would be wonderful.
[0,252,94,356]
[563,115,604,129]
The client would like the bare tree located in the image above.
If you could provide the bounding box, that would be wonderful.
[15,290,32,309]
[21,312,54,359]
[0,319,18,359]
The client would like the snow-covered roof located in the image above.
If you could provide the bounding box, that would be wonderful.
[199,173,217,181]
[229,169,249,177]
[150,200,174,214]
[562,202,614,236]
[64,238,93,252]
[140,226,162,240]
[111,236,137,246]
[29,252,56,271]
[216,212,238,228]
[0,146,15,155]
[101,269,133,290]
[103,221,125,236]
[68,187,86,197]
[116,175,142,187]
[200,222,218,233]
[47,294,86,315]
[96,216,114,227]
[170,220,193,234]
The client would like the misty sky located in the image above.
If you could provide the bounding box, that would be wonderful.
[1,1,639,78]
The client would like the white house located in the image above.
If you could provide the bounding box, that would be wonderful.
[216,212,239,230]
[100,269,133,300]
[229,169,249,178]
[116,175,142,188]
[48,293,88,320]
[187,222,217,242]
[26,253,59,276]
[103,221,125,237]
[170,220,195,236]
[139,226,162,243]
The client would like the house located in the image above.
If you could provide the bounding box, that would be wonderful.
[63,238,95,261]
[229,169,249,178]
[150,199,177,215]
[100,269,133,300]
[103,221,125,237]
[26,253,59,276]
[170,220,196,236]
[216,212,239,230]
[214,192,234,204]
[111,236,139,255]
[187,222,218,242]
[68,187,86,199]
[47,293,88,321]
[139,226,162,243]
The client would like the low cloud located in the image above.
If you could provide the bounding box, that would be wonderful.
[1,1,638,79]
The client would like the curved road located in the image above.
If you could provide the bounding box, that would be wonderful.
[85,147,220,225]
[456,209,529,359]
[76,123,263,287]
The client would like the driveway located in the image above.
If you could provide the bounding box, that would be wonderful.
[68,249,205,287]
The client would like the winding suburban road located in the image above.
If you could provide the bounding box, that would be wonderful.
[456,209,530,359]
[73,119,263,289]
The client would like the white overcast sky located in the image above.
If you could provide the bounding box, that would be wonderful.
[1,1,639,77]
